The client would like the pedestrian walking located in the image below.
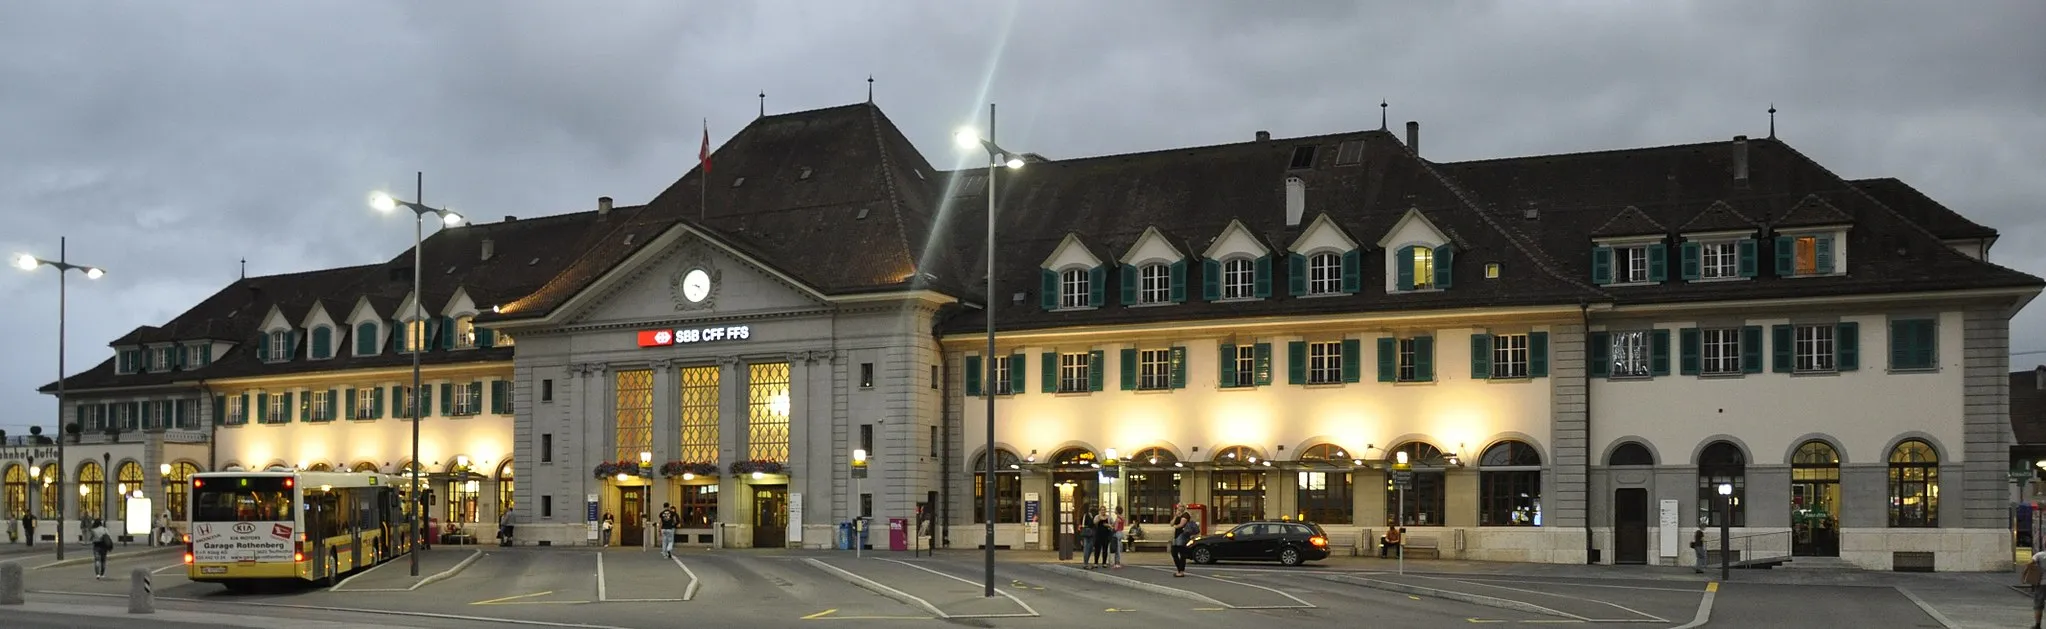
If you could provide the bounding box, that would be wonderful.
[1077,506,1097,567]
[90,518,112,580]
[1110,506,1128,569]
[1090,508,1114,568]
[2027,547,2046,629]
[498,509,515,547]
[1691,529,1708,574]
[600,513,615,547]
[658,503,680,558]
[1169,511,1197,577]
[20,512,34,547]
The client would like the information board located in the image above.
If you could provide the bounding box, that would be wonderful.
[1023,492,1040,545]
[1658,499,1680,558]
[788,493,804,544]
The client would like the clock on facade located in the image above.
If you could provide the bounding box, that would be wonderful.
[682,268,711,303]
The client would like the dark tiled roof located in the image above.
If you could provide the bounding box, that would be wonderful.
[1678,201,1760,232]
[1852,178,2000,240]
[2013,368,2046,444]
[1772,194,1853,229]
[1589,206,1667,238]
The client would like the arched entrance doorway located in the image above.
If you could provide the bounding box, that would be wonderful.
[1046,447,1099,554]
[1790,440,1840,556]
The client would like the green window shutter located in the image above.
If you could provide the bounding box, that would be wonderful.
[1414,336,1435,381]
[1815,236,1835,273]
[212,395,225,426]
[1741,326,1764,374]
[1040,270,1059,310]
[281,392,294,423]
[1087,350,1105,391]
[1119,265,1139,306]
[1341,249,1361,293]
[442,316,458,350]
[490,381,506,414]
[242,393,252,424]
[1646,243,1667,283]
[1287,341,1307,385]
[440,383,453,415]
[373,386,386,419]
[357,323,376,355]
[256,334,271,363]
[295,391,307,422]
[1650,329,1671,376]
[1243,342,1260,387]
[1530,331,1550,378]
[1341,338,1362,383]
[1202,259,1221,301]
[1737,239,1759,277]
[1218,344,1237,387]
[288,330,302,360]
[1836,322,1859,371]
[1008,353,1027,394]
[345,387,357,420]
[1119,348,1138,391]
[476,328,495,348]
[421,384,434,417]
[1679,328,1701,375]
[174,345,187,370]
[1914,320,1937,368]
[328,387,340,421]
[1591,246,1613,285]
[1040,352,1057,393]
[1396,247,1416,290]
[1169,346,1187,389]
[1589,332,1611,378]
[1771,324,1794,373]
[1680,242,1701,281]
[254,392,267,423]
[311,327,330,359]
[1252,255,1272,298]
[1287,253,1308,297]
[965,356,983,396]
[1470,333,1492,379]
[1432,245,1454,289]
[1087,266,1106,308]
[1376,338,1396,382]
[1169,259,1187,303]
[1773,236,1795,276]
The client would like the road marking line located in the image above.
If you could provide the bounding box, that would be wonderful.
[671,554,701,601]
[474,591,557,605]
[1136,565,1314,609]
[1443,576,1704,593]
[1704,581,1718,593]
[33,589,627,628]
[332,550,481,592]
[1441,577,1667,622]
[801,609,838,619]
[1894,586,1960,629]
[595,552,608,602]
[803,558,944,619]
[151,562,186,575]
[1668,584,1717,629]
[876,558,1039,618]
[1104,607,1137,612]
[1036,563,1231,608]
[1466,619,1507,624]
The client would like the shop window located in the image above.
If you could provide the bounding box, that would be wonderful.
[1478,441,1542,526]
[1888,440,1938,528]
[680,484,717,527]
[972,450,1022,524]
[1697,441,1746,527]
[1384,442,1447,526]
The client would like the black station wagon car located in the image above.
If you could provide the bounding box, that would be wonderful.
[1185,520,1332,566]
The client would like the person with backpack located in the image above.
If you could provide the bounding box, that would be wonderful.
[90,518,113,580]
[658,503,680,558]
[1077,505,1097,568]
[1169,510,1198,577]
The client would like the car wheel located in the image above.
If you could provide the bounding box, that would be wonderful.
[1279,547,1302,566]
[1193,546,1214,565]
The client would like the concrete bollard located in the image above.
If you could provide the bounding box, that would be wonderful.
[127,567,152,614]
[0,562,23,605]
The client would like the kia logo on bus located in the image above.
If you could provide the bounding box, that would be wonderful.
[234,523,256,534]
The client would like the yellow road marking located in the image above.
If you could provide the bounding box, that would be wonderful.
[1193,607,1227,611]
[1467,620,1507,624]
[801,609,838,619]
[1706,582,1719,593]
[1520,621,1586,624]
[472,591,578,605]
[1105,608,1138,612]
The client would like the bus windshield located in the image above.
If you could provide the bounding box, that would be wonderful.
[192,477,295,522]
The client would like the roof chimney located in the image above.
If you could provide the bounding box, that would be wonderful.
[1405,121,1420,157]
[1732,135,1749,183]
[1255,130,1271,142]
[1284,177,1306,227]
[598,196,613,217]
[2035,364,2044,390]
[480,238,495,262]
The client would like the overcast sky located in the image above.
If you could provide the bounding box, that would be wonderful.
[2,1,2042,436]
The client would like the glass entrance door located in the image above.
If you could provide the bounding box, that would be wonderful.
[752,485,788,548]
[618,487,645,548]
[1791,441,1841,557]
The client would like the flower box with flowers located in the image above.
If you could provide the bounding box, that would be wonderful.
[728,460,785,475]
[660,461,720,478]
[592,460,650,479]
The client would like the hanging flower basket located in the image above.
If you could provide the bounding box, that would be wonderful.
[660,461,720,478]
[729,460,785,475]
[592,460,650,479]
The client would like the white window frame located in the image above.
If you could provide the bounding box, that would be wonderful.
[1795,324,1836,373]
[1397,338,1420,382]
[1701,328,1741,375]
[1059,269,1090,309]
[1221,258,1255,300]
[1138,349,1171,390]
[178,399,198,428]
[1307,341,1341,385]
[1609,331,1651,378]
[453,382,477,415]
[495,332,515,347]
[308,390,329,421]
[989,356,1012,395]
[1491,334,1529,379]
[356,388,377,420]
[1699,241,1738,279]
[454,316,477,349]
[267,393,286,423]
[403,319,427,353]
[1232,345,1257,387]
[227,396,245,424]
[1308,252,1342,295]
[152,348,172,371]
[1138,263,1170,305]
[1058,353,1089,393]
[1409,247,1436,290]
[268,330,289,362]
[1617,245,1649,284]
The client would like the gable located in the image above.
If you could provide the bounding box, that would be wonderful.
[567,233,827,325]
[1201,220,1271,260]
[442,287,479,318]
[344,297,383,327]
[1288,213,1360,254]
[1376,208,1449,250]
[258,307,292,333]
[299,302,336,331]
[1120,227,1184,265]
[1041,233,1105,270]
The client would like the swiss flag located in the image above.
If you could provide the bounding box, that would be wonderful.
[698,123,711,174]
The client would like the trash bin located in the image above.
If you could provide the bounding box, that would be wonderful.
[837,522,853,550]
[888,518,907,552]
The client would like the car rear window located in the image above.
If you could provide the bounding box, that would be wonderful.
[1287,524,1316,536]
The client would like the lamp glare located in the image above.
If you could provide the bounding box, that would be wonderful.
[84,267,104,280]
[1395,451,1409,465]
[953,128,980,149]
[1004,157,1025,169]
[369,192,398,212]
[442,212,463,226]
[12,254,36,271]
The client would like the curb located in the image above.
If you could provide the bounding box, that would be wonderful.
[32,545,180,570]
[334,550,481,592]
[803,557,946,618]
[1322,573,1579,619]
[1034,563,1230,608]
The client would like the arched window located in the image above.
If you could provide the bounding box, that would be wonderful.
[1296,444,1353,524]
[1126,448,1181,524]
[3,464,25,520]
[1480,441,1542,526]
[114,461,143,524]
[351,461,379,473]
[1048,447,1097,469]
[1221,257,1256,300]
[972,450,1022,524]
[1137,263,1171,305]
[164,461,200,521]
[1307,252,1342,295]
[1608,442,1655,466]
[38,466,61,520]
[1888,440,1938,528]
[1210,446,1267,524]
[1385,442,1447,527]
[497,460,515,518]
[1791,441,1841,555]
[1697,441,1745,527]
[355,321,380,356]
[307,462,332,472]
[447,458,481,524]
[78,461,104,521]
[1059,268,1091,309]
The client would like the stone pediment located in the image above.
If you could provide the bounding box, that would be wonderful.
[566,234,825,325]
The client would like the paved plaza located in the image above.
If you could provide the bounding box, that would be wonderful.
[0,545,2033,628]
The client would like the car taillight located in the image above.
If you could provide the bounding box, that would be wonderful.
[294,539,305,563]
[182,552,194,564]
[1310,536,1328,547]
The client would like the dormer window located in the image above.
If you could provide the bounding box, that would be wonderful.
[355,321,380,356]
[1699,241,1738,279]
[268,331,290,362]
[1059,269,1090,309]
[403,319,427,353]
[1591,241,1666,286]
[1307,252,1342,295]
[1395,245,1453,291]
[454,316,477,349]
[1775,233,1839,277]
[152,347,172,372]
[309,326,333,360]
[1136,264,1170,305]
[1221,258,1254,299]
[496,332,515,347]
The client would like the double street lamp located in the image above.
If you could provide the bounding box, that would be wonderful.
[954,103,1026,599]
[15,237,107,561]
[369,175,464,577]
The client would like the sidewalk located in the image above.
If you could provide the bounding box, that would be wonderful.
[329,548,481,592]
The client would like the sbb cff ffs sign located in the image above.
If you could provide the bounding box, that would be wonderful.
[637,325,753,347]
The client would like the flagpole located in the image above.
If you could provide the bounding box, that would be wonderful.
[701,119,708,222]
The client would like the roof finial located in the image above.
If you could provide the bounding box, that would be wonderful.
[239,258,246,280]
[1380,100,1388,130]
[1768,103,1777,139]
[758,91,765,118]
[867,75,874,103]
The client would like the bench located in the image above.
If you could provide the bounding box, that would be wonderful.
[1327,531,1363,557]
[1129,538,1172,553]
[1401,535,1441,558]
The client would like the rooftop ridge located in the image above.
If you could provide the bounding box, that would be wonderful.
[939,127,1397,174]
[1444,137,1758,167]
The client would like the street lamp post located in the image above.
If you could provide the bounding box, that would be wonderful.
[16,237,106,561]
[955,103,1027,599]
[26,462,38,543]
[370,174,464,577]
[1393,450,1411,576]
[638,451,652,551]
[852,449,868,558]
[1716,482,1733,581]
[158,463,172,546]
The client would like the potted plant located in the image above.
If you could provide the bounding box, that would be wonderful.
[64,423,81,444]
[729,460,785,475]
[659,461,719,478]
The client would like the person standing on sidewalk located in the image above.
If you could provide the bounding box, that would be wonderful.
[1077,506,1097,568]
[600,513,615,547]
[1109,506,1128,569]
[20,512,33,547]
[1691,529,1708,574]
[658,503,680,558]
[1090,507,1114,568]
[90,518,113,580]
[2027,548,2046,629]
[1169,511,1196,577]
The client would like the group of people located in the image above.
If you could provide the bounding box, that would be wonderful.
[1073,507,1204,578]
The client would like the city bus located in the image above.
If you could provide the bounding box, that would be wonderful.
[184,468,412,590]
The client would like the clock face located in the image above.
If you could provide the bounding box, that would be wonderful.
[682,269,711,303]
